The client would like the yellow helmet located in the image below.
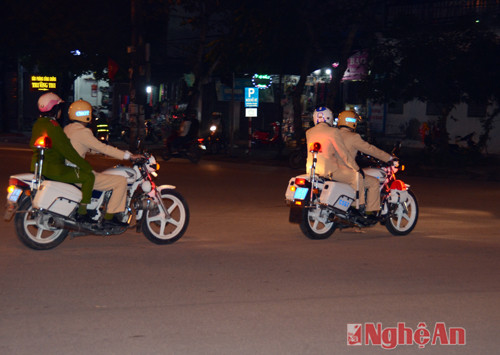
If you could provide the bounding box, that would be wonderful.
[337,110,360,130]
[68,100,92,123]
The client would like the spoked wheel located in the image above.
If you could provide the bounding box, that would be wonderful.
[14,198,69,250]
[300,204,336,240]
[142,189,189,244]
[385,190,419,236]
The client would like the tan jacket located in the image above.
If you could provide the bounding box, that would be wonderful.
[306,123,358,177]
[338,127,392,167]
[64,122,129,160]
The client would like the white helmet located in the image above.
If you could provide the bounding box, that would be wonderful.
[313,107,334,126]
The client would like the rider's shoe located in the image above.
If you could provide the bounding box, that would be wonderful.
[363,213,379,226]
[103,216,129,228]
[75,213,97,225]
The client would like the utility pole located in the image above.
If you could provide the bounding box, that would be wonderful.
[128,0,146,152]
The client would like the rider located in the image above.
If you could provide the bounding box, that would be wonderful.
[306,106,359,183]
[30,93,96,223]
[170,109,199,153]
[64,100,142,227]
[336,110,396,219]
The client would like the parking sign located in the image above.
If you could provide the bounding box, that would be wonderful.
[245,87,259,108]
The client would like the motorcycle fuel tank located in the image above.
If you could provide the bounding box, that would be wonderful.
[101,166,138,184]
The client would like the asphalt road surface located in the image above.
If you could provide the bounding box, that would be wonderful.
[1,146,499,355]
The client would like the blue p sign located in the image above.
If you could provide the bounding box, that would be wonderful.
[245,87,259,108]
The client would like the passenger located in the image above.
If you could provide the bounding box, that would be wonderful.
[64,100,142,227]
[336,110,396,219]
[30,93,95,224]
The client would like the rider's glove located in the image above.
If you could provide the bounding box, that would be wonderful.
[358,169,365,179]
[390,157,400,167]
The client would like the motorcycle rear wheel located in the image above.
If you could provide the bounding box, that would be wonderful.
[187,144,202,163]
[15,197,69,250]
[384,190,418,236]
[142,189,189,244]
[300,204,336,240]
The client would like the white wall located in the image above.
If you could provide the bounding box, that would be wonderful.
[385,99,500,154]
[73,75,109,112]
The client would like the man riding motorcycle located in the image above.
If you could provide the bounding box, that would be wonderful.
[64,100,141,227]
[30,92,95,223]
[337,110,396,220]
[306,107,359,176]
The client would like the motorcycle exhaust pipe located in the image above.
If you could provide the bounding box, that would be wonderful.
[49,216,98,234]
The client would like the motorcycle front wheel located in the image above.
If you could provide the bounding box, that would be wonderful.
[384,190,419,236]
[14,197,69,250]
[142,189,189,244]
[300,204,336,240]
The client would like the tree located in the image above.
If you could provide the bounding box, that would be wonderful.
[361,14,500,153]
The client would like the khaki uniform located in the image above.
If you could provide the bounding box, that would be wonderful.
[306,123,361,201]
[64,122,129,214]
[338,127,392,212]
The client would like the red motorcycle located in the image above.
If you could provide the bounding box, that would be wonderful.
[251,121,281,147]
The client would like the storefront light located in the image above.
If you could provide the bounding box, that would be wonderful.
[146,86,152,94]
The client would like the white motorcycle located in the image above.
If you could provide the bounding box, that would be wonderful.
[5,136,189,250]
[285,142,418,239]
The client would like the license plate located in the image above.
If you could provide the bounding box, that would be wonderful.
[294,187,309,200]
[7,187,22,203]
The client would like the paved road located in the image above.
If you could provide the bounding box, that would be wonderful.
[1,147,499,354]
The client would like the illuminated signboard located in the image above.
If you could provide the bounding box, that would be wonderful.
[31,76,57,91]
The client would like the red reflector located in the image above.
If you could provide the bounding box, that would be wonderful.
[8,177,29,189]
[34,136,52,149]
[295,178,307,186]
[390,180,407,191]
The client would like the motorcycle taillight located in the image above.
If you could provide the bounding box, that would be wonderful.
[295,178,308,186]
[9,177,29,189]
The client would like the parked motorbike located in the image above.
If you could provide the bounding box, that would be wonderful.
[5,136,190,250]
[252,121,281,148]
[161,138,205,164]
[285,142,418,239]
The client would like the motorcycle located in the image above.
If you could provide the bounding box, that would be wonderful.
[251,121,281,148]
[285,142,418,239]
[202,114,227,155]
[162,137,205,164]
[5,136,190,250]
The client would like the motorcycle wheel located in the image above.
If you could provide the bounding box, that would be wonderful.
[142,189,189,244]
[288,149,307,170]
[300,204,336,240]
[384,190,419,236]
[14,197,69,250]
[187,144,202,163]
